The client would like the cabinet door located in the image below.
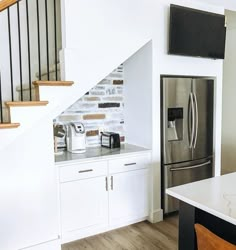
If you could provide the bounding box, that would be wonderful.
[109,169,149,227]
[60,176,108,243]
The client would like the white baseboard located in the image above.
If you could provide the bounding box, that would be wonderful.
[109,216,148,231]
[61,224,108,244]
[148,208,163,223]
[19,238,60,250]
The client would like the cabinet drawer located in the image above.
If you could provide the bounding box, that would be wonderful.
[59,161,108,183]
[109,153,150,174]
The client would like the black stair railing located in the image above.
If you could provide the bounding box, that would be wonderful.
[0,0,61,123]
[0,73,3,123]
[25,0,32,100]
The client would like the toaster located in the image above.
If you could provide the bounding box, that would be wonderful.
[101,132,120,149]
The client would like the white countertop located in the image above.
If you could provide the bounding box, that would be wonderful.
[55,143,151,165]
[166,172,236,226]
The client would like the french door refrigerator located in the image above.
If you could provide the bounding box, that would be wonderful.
[161,76,214,214]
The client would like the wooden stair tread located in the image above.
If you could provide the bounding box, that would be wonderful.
[33,81,74,86]
[0,0,19,12]
[0,123,20,129]
[5,101,49,107]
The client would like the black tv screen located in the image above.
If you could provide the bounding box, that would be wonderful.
[169,4,226,59]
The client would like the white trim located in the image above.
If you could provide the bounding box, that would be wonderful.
[148,208,163,223]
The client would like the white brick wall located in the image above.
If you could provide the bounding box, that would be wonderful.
[55,65,125,148]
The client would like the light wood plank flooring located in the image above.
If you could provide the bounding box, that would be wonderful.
[62,215,178,250]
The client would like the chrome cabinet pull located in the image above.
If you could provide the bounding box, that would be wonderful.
[111,176,113,190]
[124,163,136,166]
[105,177,108,191]
[78,169,93,173]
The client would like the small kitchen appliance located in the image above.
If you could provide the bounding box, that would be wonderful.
[101,132,120,149]
[66,122,86,154]
[53,123,66,154]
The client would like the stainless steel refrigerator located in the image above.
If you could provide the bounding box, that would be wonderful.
[161,76,214,214]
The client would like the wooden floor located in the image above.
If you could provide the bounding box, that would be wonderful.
[62,215,178,250]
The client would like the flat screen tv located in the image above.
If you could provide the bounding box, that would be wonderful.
[169,4,226,59]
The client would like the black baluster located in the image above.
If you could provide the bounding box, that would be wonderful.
[0,73,3,123]
[36,0,41,80]
[54,0,58,80]
[17,1,23,101]
[45,0,50,80]
[7,8,14,101]
[26,0,32,100]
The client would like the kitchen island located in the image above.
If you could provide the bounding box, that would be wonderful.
[166,173,236,250]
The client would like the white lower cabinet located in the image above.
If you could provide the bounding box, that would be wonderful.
[109,168,149,228]
[58,152,150,244]
[60,176,109,243]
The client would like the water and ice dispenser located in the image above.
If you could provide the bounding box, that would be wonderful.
[167,108,183,141]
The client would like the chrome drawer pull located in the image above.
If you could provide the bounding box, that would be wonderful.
[124,163,136,166]
[78,169,93,173]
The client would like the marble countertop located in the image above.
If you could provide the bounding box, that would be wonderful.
[166,173,236,226]
[55,143,151,165]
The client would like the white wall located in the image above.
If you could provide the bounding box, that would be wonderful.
[222,10,236,174]
[60,0,226,222]
[0,117,59,250]
[124,41,154,220]
[124,41,153,149]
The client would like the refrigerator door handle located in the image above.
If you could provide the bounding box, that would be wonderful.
[193,92,199,148]
[170,160,211,171]
[188,93,195,148]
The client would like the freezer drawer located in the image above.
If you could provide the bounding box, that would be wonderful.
[163,159,212,214]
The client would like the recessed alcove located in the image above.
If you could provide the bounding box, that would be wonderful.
[54,41,153,150]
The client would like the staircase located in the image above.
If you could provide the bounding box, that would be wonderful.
[0,0,72,131]
[1,80,74,128]
[0,0,150,134]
